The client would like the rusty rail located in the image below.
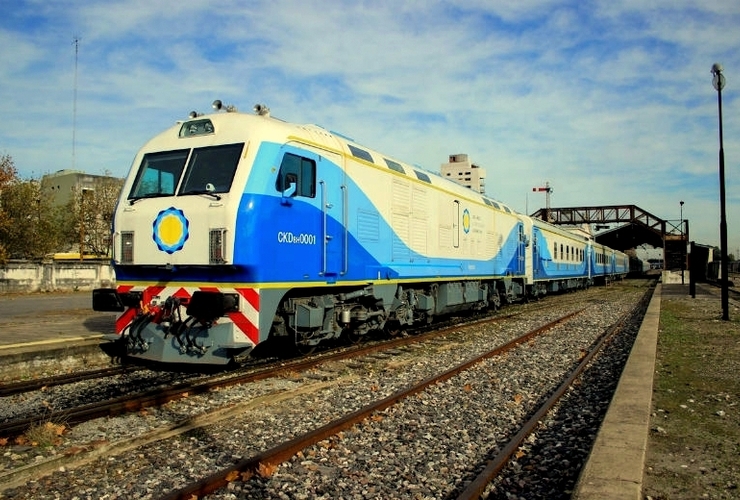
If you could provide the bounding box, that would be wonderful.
[159,309,585,500]
[0,302,541,439]
[455,286,653,499]
[0,365,143,397]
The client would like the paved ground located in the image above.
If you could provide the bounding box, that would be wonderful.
[0,291,116,346]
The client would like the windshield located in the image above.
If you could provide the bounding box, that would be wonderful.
[127,143,244,201]
[179,143,243,195]
[129,149,189,199]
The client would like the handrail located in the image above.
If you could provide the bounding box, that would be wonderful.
[320,180,327,276]
[341,184,348,275]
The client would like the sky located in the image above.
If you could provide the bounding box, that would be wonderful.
[1,0,740,258]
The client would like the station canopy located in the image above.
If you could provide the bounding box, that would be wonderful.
[530,204,687,252]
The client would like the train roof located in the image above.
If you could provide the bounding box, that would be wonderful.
[286,122,522,217]
[146,103,520,220]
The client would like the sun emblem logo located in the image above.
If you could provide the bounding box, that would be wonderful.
[152,207,189,254]
[462,208,471,234]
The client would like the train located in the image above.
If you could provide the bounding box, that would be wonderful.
[93,100,629,366]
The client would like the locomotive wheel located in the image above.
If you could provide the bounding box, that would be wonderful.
[295,343,317,355]
[293,329,318,355]
[344,327,364,344]
[384,320,403,337]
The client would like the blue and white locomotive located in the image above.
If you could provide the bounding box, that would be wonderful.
[93,101,628,365]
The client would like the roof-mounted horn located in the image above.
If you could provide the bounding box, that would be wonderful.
[253,104,270,117]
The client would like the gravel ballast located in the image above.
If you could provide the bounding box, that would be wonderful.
[0,283,649,499]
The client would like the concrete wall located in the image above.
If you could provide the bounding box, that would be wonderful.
[662,270,690,284]
[0,259,115,293]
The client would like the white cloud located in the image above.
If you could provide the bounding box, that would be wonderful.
[0,0,739,252]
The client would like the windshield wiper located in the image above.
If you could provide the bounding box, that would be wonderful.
[185,183,223,200]
[186,190,222,201]
[128,193,165,205]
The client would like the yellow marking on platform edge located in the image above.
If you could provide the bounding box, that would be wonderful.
[0,334,104,351]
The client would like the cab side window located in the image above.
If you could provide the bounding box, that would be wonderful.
[276,153,316,198]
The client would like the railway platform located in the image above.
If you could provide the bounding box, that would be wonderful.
[573,281,662,499]
[575,281,721,499]
[0,291,115,362]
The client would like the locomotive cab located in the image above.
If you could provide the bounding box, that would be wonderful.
[95,104,271,365]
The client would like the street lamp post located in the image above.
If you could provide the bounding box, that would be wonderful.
[680,200,685,285]
[712,63,729,321]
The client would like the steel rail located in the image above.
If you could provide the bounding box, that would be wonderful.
[455,285,654,499]
[158,309,585,500]
[0,365,143,397]
[0,301,547,439]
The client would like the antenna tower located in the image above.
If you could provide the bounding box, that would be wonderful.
[72,36,80,170]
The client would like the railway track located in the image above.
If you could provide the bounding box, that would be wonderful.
[0,289,600,434]
[0,282,652,497]
[0,365,144,397]
[161,287,652,499]
[160,308,589,499]
[0,299,560,440]
[456,298,637,499]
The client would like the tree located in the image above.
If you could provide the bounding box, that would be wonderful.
[0,154,123,261]
[0,178,63,260]
[0,154,19,263]
[63,174,124,256]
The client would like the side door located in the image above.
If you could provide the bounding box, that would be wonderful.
[532,228,541,278]
[275,148,347,282]
[517,223,526,275]
[274,148,325,280]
